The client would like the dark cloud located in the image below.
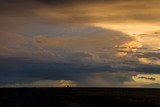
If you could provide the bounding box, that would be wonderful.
[0,56,112,85]
[36,0,117,5]
[78,71,135,87]
[135,64,160,73]
[138,52,160,59]
[116,62,160,73]
[1,55,160,86]
[138,76,156,81]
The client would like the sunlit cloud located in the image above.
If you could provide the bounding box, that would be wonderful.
[138,58,151,64]
[124,73,160,87]
[115,52,128,57]
[139,57,160,65]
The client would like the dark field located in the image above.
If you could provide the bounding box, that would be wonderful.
[0,88,160,107]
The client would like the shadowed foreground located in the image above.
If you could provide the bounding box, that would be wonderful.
[0,88,160,107]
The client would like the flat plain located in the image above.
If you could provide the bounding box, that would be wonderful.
[0,88,160,107]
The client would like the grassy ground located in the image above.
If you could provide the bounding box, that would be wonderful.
[0,88,160,107]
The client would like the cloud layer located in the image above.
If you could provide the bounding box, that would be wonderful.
[0,0,160,87]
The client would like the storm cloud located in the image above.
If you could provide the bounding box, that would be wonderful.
[0,0,160,87]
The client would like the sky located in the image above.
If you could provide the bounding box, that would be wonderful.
[0,0,160,87]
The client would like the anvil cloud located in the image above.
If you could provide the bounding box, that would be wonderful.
[0,0,160,87]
